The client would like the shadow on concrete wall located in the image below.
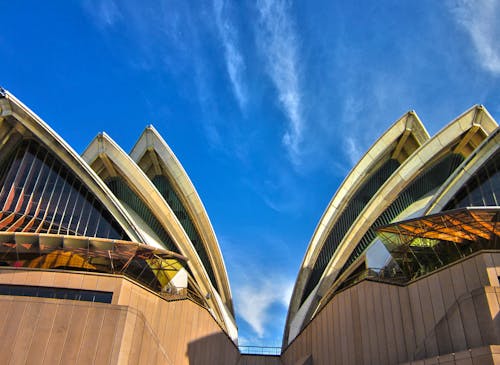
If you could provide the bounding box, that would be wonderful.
[186,332,240,365]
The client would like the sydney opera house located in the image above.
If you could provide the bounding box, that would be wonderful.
[0,86,498,365]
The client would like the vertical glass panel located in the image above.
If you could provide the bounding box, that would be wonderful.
[445,150,499,210]
[0,140,130,240]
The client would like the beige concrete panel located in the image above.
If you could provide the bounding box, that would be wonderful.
[0,296,15,339]
[66,270,85,290]
[459,294,483,349]
[418,279,439,357]
[127,310,145,365]
[21,270,42,286]
[23,301,58,365]
[473,289,498,345]
[399,286,417,358]
[381,284,398,365]
[389,286,407,363]
[344,290,356,365]
[357,283,372,365]
[116,307,140,364]
[462,258,482,293]
[0,299,27,364]
[474,254,491,287]
[135,315,150,365]
[117,279,133,305]
[95,307,126,365]
[58,302,91,364]
[447,296,468,353]
[451,263,469,302]
[82,273,99,291]
[162,299,179,355]
[428,273,455,356]
[42,302,75,365]
[365,283,381,364]
[485,287,500,344]
[10,269,30,286]
[351,287,365,365]
[310,308,320,365]
[9,299,43,365]
[75,306,106,364]
[372,283,389,365]
[0,269,15,284]
[491,253,500,268]
[52,271,70,288]
[96,275,121,294]
[156,299,169,345]
[330,296,338,364]
[409,283,426,357]
[173,301,190,365]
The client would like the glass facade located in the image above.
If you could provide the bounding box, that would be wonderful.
[337,153,464,278]
[444,150,499,210]
[105,176,179,253]
[0,140,128,240]
[377,208,499,279]
[152,175,220,293]
[0,234,187,294]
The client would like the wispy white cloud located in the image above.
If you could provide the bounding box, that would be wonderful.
[449,0,500,75]
[83,0,122,28]
[213,0,247,110]
[255,0,304,165]
[235,275,293,338]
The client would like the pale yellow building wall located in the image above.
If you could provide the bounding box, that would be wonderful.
[0,269,240,365]
[281,252,500,365]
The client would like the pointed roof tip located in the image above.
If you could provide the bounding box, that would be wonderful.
[0,87,6,98]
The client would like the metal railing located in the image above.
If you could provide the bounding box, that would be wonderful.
[239,346,281,356]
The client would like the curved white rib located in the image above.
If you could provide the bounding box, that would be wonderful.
[129,125,233,314]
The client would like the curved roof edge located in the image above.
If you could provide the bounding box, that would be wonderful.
[0,91,145,243]
[425,127,500,214]
[129,125,233,314]
[82,132,237,338]
[284,110,429,344]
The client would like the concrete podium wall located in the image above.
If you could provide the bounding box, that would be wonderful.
[281,252,500,365]
[0,269,240,365]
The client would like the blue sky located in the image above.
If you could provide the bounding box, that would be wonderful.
[1,0,499,346]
